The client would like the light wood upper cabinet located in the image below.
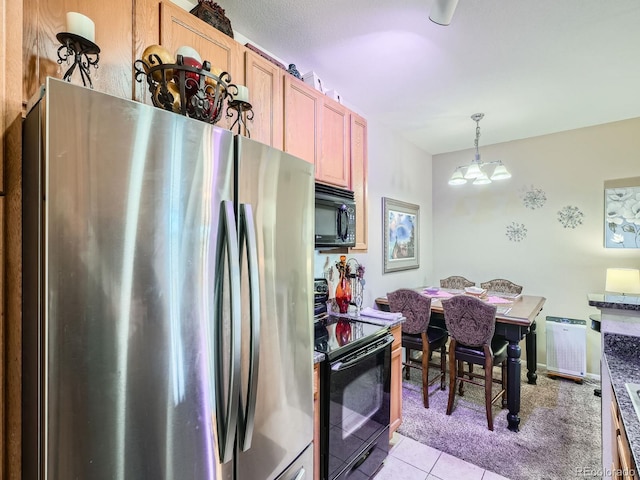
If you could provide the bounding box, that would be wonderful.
[159,1,244,130]
[349,113,368,251]
[283,75,319,164]
[244,49,283,149]
[317,100,349,188]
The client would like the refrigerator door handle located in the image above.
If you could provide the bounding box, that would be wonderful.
[215,200,242,464]
[238,203,261,452]
[292,467,307,480]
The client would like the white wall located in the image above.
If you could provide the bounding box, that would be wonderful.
[431,117,640,375]
[314,116,434,307]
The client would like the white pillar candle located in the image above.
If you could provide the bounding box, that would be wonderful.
[234,85,249,103]
[66,12,95,43]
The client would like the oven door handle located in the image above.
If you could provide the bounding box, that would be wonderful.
[331,335,394,372]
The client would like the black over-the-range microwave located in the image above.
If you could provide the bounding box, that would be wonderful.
[314,182,356,248]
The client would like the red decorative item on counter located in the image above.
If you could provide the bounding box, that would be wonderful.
[335,320,352,346]
[335,255,352,314]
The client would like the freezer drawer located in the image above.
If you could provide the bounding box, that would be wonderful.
[275,443,314,480]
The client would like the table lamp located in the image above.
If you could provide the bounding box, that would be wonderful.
[605,268,640,296]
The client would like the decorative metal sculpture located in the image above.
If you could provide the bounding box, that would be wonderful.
[134,54,234,125]
[558,205,584,229]
[287,63,302,79]
[346,258,365,316]
[57,32,100,89]
[226,99,254,137]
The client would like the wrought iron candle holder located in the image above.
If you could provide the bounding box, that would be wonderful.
[346,258,365,317]
[226,99,254,137]
[134,54,234,125]
[56,32,100,89]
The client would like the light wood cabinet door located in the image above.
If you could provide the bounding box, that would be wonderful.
[611,391,639,480]
[159,1,244,130]
[313,363,320,480]
[349,113,368,251]
[390,325,403,438]
[244,49,283,149]
[23,0,132,103]
[283,76,319,164]
[317,100,349,188]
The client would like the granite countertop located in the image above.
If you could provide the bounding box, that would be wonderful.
[589,293,640,312]
[604,332,640,468]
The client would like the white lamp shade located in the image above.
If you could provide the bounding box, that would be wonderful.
[448,169,467,185]
[429,0,460,26]
[472,172,491,185]
[464,163,482,179]
[605,268,640,294]
[490,164,512,181]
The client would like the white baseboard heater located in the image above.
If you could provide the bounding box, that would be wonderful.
[545,316,586,381]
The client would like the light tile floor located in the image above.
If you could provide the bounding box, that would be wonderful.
[373,433,510,480]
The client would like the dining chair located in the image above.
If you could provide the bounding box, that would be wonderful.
[387,289,448,408]
[480,278,523,295]
[440,276,476,290]
[441,295,507,430]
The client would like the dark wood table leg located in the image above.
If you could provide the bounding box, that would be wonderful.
[526,320,537,385]
[506,338,522,432]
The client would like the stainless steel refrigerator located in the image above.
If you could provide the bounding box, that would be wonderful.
[22,77,314,480]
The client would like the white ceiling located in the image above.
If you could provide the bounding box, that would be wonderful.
[190,0,640,155]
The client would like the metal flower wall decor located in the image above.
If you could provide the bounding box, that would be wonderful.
[506,222,527,242]
[521,185,547,210]
[605,180,640,248]
[557,206,584,229]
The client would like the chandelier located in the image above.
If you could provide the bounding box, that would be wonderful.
[448,113,512,186]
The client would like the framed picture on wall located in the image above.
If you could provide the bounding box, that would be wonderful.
[604,176,640,248]
[383,197,419,273]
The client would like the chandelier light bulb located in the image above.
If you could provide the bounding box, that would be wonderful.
[448,169,467,185]
[473,172,491,185]
[464,162,482,179]
[490,163,512,181]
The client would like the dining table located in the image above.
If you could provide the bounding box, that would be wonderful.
[375,287,546,432]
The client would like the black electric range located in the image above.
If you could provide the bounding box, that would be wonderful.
[314,316,390,361]
[314,278,390,362]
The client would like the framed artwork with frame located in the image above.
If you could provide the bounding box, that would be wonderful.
[604,176,640,248]
[383,197,419,273]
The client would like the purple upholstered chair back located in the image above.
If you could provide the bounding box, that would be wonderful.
[480,278,523,294]
[440,276,475,289]
[442,295,497,347]
[387,289,432,335]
